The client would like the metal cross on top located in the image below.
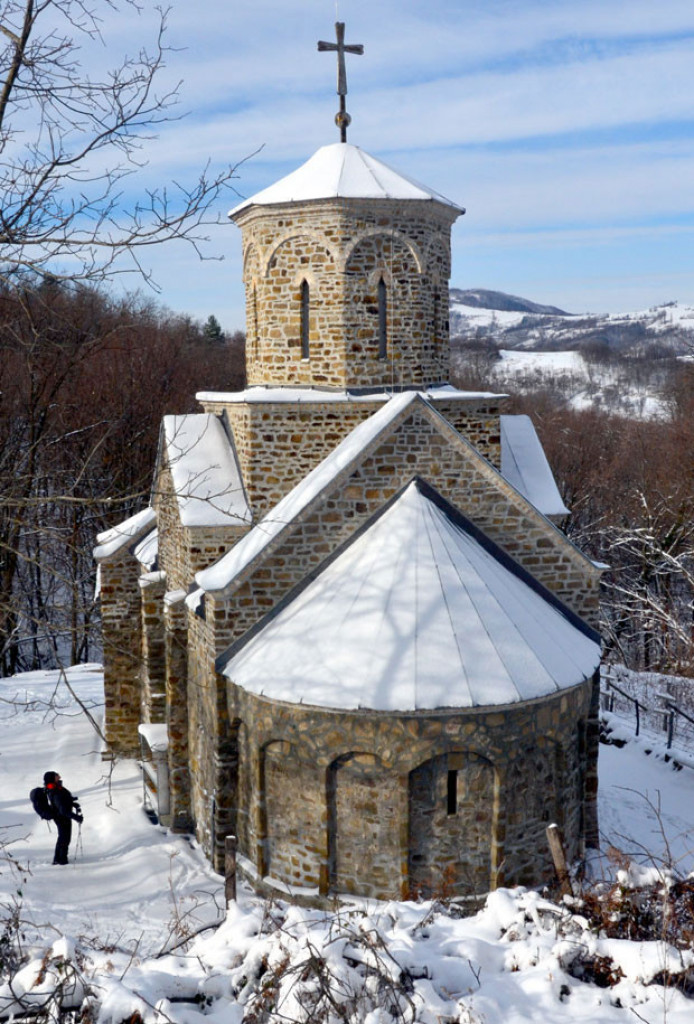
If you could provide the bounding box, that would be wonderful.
[318,22,364,143]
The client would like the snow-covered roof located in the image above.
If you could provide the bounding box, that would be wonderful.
[197,384,506,405]
[191,392,593,604]
[230,144,464,216]
[160,414,250,528]
[500,415,569,517]
[219,480,600,711]
[138,723,168,754]
[192,392,419,597]
[94,507,156,561]
[133,528,158,570]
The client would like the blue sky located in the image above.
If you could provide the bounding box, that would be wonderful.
[103,0,694,330]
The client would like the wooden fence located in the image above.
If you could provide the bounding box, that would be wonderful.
[601,668,694,758]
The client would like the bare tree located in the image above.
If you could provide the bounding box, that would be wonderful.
[0,0,243,286]
[0,282,245,675]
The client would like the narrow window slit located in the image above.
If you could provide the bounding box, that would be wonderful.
[300,279,310,359]
[378,276,387,359]
[447,769,457,815]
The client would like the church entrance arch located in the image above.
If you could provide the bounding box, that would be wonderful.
[327,752,400,898]
[408,751,496,899]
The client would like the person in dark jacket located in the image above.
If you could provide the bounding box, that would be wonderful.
[43,771,83,865]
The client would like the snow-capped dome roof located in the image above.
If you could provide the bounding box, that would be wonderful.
[230,143,464,216]
[219,480,600,712]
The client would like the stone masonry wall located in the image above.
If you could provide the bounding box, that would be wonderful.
[99,548,147,756]
[148,457,250,851]
[185,609,236,872]
[199,397,504,522]
[154,464,188,591]
[164,593,193,832]
[139,572,167,725]
[234,199,458,390]
[225,677,593,903]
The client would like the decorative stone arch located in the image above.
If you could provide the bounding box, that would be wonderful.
[326,751,401,898]
[407,750,499,900]
[262,230,339,279]
[342,227,425,275]
[241,244,262,360]
[290,266,319,291]
[345,235,421,363]
[242,240,260,276]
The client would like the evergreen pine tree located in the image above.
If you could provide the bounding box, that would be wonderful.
[203,314,224,343]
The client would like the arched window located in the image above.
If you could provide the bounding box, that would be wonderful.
[300,279,310,359]
[378,276,387,359]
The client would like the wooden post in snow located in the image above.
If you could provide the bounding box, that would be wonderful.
[546,823,573,897]
[225,834,237,904]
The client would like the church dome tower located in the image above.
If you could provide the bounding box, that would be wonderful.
[230,143,463,390]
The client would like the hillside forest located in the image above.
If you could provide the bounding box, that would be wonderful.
[1,280,692,680]
[0,281,245,676]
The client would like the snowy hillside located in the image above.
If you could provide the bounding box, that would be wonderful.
[2,666,694,1023]
[450,290,694,356]
[487,349,670,419]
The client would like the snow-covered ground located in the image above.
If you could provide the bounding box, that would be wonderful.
[449,298,694,355]
[2,666,694,1023]
[480,349,670,419]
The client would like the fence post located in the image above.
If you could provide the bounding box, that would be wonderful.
[667,708,674,750]
[635,700,640,736]
[225,834,237,904]
[546,823,573,897]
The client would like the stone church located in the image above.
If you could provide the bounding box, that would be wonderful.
[95,38,602,904]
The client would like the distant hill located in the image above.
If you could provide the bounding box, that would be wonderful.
[450,288,569,317]
[450,290,694,356]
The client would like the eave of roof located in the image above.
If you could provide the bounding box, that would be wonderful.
[93,506,156,561]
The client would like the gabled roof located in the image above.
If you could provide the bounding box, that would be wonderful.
[230,143,464,216]
[191,392,595,602]
[501,415,569,517]
[159,414,251,528]
[219,480,600,711]
[93,507,156,561]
